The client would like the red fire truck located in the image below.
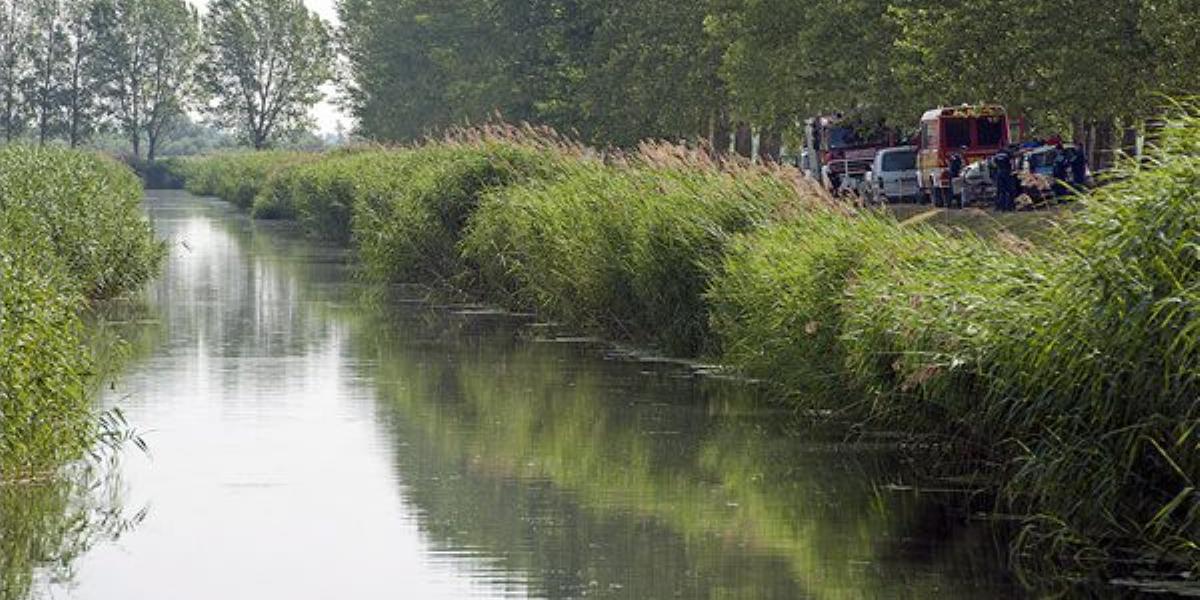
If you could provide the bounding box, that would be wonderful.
[800,114,896,193]
[916,104,1011,206]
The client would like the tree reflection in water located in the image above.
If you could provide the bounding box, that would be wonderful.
[1,463,145,600]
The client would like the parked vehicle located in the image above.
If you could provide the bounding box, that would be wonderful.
[863,145,920,203]
[955,159,998,206]
[1023,144,1061,177]
[917,104,1011,206]
[801,113,897,193]
[1017,144,1094,199]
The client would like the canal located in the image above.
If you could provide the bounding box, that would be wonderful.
[12,191,1030,598]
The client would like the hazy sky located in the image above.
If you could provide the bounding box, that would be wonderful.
[188,0,347,135]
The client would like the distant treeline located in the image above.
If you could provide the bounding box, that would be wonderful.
[339,0,1200,162]
[0,0,332,160]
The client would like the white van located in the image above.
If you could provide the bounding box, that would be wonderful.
[864,146,920,203]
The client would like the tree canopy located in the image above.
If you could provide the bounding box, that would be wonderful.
[338,0,1200,157]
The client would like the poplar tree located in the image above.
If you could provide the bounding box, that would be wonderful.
[0,0,33,142]
[93,0,201,160]
[61,0,104,147]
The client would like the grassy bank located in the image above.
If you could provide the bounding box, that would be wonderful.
[0,146,163,477]
[172,116,1199,571]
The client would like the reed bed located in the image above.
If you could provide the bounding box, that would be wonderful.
[0,146,163,476]
[180,150,313,210]
[175,114,1200,570]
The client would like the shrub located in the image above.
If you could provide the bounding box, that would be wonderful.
[0,146,163,475]
[0,146,163,300]
[0,221,91,474]
[289,150,411,243]
[986,113,1200,566]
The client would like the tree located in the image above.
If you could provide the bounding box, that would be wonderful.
[93,0,201,160]
[30,0,109,147]
[708,0,903,144]
[200,0,334,150]
[0,0,33,142]
[62,0,104,147]
[27,0,68,145]
[337,0,724,147]
[577,0,723,147]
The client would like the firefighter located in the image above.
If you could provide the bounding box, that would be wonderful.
[1052,144,1070,197]
[991,146,1016,212]
[947,150,965,209]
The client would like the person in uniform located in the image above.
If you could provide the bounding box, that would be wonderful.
[991,146,1015,211]
[1052,144,1071,197]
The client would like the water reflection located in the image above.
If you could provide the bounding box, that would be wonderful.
[1,467,140,600]
[27,191,1035,598]
[349,309,1019,599]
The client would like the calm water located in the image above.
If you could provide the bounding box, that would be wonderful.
[9,191,1036,599]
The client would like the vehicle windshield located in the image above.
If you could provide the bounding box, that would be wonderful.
[943,119,971,148]
[827,127,864,149]
[882,150,916,171]
[977,117,1006,147]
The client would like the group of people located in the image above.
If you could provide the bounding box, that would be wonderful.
[987,141,1090,212]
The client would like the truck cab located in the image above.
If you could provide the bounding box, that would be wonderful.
[802,114,895,193]
[917,105,1010,206]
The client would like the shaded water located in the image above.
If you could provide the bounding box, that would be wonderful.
[8,191,1037,599]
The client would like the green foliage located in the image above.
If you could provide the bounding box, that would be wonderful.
[92,0,202,160]
[338,0,724,147]
[0,225,91,475]
[279,150,403,243]
[0,146,162,476]
[200,0,333,149]
[180,150,310,209]
[338,0,1200,156]
[991,112,1200,566]
[0,146,163,298]
[353,141,565,286]
[464,155,807,355]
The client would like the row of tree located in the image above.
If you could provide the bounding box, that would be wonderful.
[0,0,332,159]
[337,0,1200,162]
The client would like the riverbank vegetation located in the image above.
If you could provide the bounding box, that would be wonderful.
[173,109,1200,571]
[0,146,162,477]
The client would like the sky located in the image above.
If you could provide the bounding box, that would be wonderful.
[187,0,348,135]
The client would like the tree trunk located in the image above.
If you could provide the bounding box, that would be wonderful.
[733,122,753,158]
[1093,118,1117,171]
[757,127,782,163]
[709,109,731,157]
[1070,116,1088,152]
[69,109,79,147]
